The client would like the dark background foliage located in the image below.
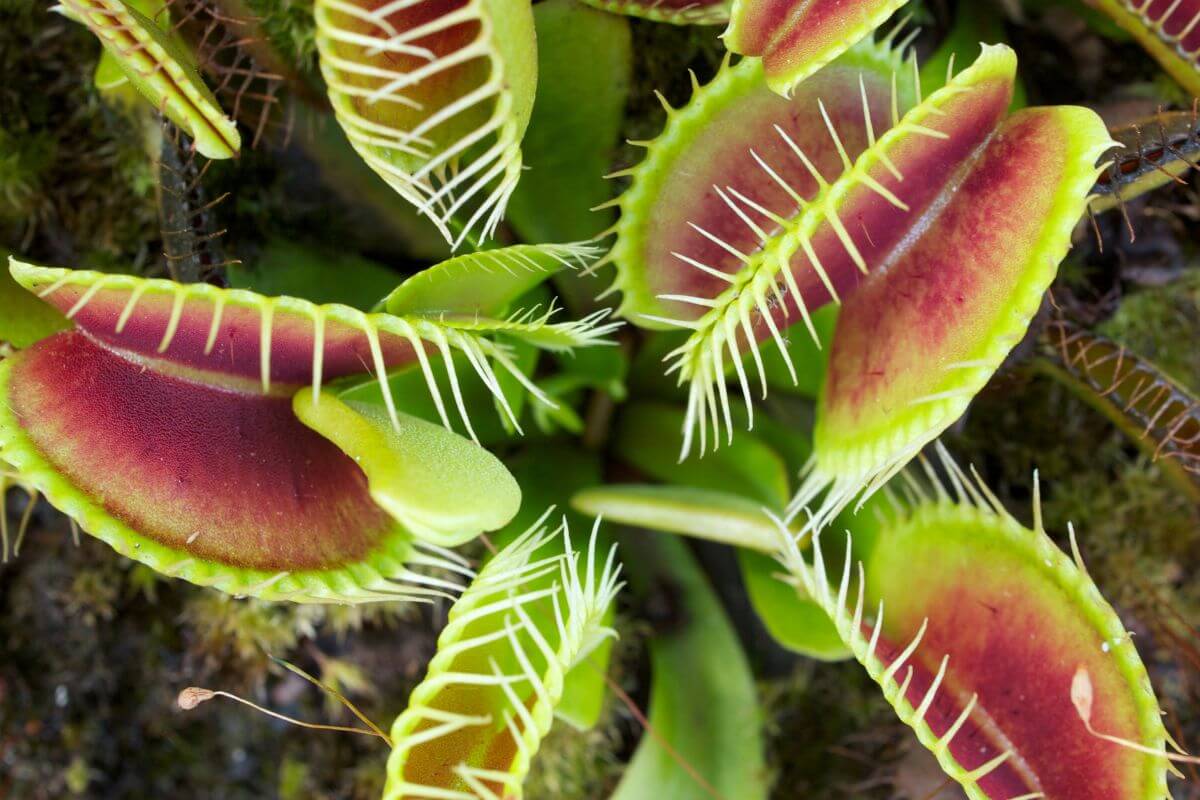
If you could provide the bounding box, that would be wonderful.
[1,0,1197,797]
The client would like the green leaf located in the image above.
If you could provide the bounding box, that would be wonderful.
[612,535,767,800]
[0,256,70,349]
[603,400,865,659]
[571,484,780,552]
[494,443,613,730]
[613,402,789,508]
[382,242,601,317]
[293,388,521,547]
[228,240,401,309]
[508,0,632,244]
[738,549,849,661]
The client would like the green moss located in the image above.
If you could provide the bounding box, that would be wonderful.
[181,593,325,683]
[64,562,122,625]
[243,0,319,74]
[760,660,898,798]
[0,126,56,220]
[0,9,157,265]
[1100,271,1200,393]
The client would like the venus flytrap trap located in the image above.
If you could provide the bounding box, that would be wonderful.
[179,514,623,798]
[774,447,1176,799]
[1085,0,1200,95]
[723,0,911,97]
[57,0,242,159]
[314,0,537,249]
[598,33,918,434]
[384,513,622,800]
[1038,318,1200,502]
[1089,105,1200,237]
[0,249,616,601]
[603,29,1115,533]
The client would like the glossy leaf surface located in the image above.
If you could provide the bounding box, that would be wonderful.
[384,516,621,799]
[508,0,633,244]
[611,534,766,800]
[573,483,781,552]
[61,0,241,158]
[1086,0,1200,95]
[314,0,538,247]
[0,260,554,601]
[777,456,1171,799]
[725,0,909,96]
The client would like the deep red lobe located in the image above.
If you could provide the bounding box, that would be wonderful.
[9,332,395,571]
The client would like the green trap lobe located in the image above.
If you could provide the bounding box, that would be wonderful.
[863,503,1168,799]
[746,62,1014,346]
[63,0,241,158]
[614,53,902,327]
[820,105,1102,470]
[726,0,909,96]
[1,332,398,573]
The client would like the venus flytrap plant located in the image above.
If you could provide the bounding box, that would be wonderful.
[178,512,623,797]
[1089,105,1200,236]
[572,400,868,661]
[611,534,767,800]
[603,31,1114,534]
[383,512,622,800]
[1085,0,1200,96]
[774,446,1175,799]
[599,34,918,422]
[314,0,537,249]
[723,0,911,96]
[0,248,616,601]
[576,0,731,26]
[1038,318,1200,502]
[58,0,242,158]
